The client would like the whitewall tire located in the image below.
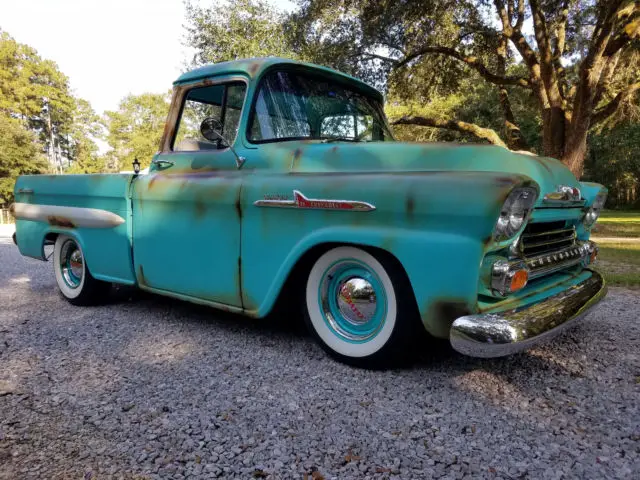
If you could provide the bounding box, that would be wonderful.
[303,246,418,368]
[53,235,110,305]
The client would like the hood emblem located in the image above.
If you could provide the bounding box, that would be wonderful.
[254,190,375,212]
[543,185,582,203]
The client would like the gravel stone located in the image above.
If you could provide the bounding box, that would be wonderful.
[0,234,639,479]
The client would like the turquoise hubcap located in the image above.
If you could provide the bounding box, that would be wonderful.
[318,259,387,343]
[59,239,83,289]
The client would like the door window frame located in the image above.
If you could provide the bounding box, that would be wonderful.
[158,75,249,154]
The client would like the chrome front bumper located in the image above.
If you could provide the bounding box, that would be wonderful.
[450,270,607,358]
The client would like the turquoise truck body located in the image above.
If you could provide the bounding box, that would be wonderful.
[12,57,606,345]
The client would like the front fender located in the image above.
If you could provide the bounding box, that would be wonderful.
[249,226,483,337]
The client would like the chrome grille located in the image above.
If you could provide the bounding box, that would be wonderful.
[520,221,576,257]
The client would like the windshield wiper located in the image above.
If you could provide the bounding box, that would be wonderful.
[320,136,363,143]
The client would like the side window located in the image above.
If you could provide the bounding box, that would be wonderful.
[174,82,246,151]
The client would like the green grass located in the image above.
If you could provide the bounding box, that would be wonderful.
[591,210,640,238]
[595,241,640,287]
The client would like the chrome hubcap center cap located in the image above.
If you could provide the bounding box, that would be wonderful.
[60,240,84,289]
[337,277,377,325]
[69,250,83,279]
[318,259,387,343]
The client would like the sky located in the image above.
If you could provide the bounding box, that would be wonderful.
[0,0,296,115]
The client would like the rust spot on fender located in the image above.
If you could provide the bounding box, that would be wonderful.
[148,174,160,190]
[195,198,206,219]
[237,256,244,310]
[494,176,519,187]
[235,193,243,220]
[47,216,75,228]
[423,298,472,338]
[138,265,147,287]
[482,234,495,251]
[291,148,303,170]
[248,61,261,76]
[534,156,553,174]
[406,194,415,219]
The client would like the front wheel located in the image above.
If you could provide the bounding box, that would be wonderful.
[303,246,418,368]
[53,235,110,305]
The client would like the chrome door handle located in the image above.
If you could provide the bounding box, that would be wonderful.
[152,159,175,168]
[18,188,34,194]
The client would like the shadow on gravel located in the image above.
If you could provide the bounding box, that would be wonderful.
[100,282,582,381]
[106,283,309,338]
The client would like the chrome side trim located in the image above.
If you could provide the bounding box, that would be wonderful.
[450,270,606,358]
[12,203,125,228]
[254,190,375,212]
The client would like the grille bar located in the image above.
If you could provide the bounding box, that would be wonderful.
[520,224,576,257]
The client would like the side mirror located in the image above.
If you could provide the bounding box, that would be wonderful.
[200,117,225,143]
[199,116,246,169]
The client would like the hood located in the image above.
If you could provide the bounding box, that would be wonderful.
[260,141,580,206]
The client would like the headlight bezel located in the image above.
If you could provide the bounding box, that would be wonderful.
[493,187,539,241]
[583,191,607,228]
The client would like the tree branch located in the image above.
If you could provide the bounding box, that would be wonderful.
[496,35,529,151]
[493,0,513,35]
[360,52,398,64]
[393,46,530,87]
[515,0,526,30]
[530,0,563,107]
[591,81,640,125]
[494,0,547,108]
[552,0,571,99]
[594,49,623,105]
[392,116,508,148]
[603,4,640,57]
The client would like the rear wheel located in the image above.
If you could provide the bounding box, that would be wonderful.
[303,246,418,368]
[53,235,110,305]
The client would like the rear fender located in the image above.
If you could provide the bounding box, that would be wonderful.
[14,221,135,285]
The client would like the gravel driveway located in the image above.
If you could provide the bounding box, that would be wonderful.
[1,234,639,479]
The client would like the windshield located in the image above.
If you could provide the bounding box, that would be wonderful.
[248,70,393,143]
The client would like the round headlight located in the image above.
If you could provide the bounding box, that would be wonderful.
[583,191,607,227]
[494,187,538,240]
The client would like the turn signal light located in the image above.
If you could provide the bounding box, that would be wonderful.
[491,260,530,297]
[510,269,528,292]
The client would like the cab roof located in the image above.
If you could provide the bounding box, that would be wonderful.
[174,57,382,100]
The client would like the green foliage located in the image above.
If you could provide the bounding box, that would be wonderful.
[0,30,104,199]
[585,121,640,208]
[104,93,170,170]
[184,0,299,66]
[0,114,47,205]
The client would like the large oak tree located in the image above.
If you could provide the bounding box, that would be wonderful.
[291,0,640,177]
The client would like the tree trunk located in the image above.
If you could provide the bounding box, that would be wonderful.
[562,121,589,178]
[541,106,566,160]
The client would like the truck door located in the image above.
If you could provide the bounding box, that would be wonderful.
[131,79,247,308]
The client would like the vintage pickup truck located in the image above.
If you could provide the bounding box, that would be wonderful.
[12,57,607,367]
